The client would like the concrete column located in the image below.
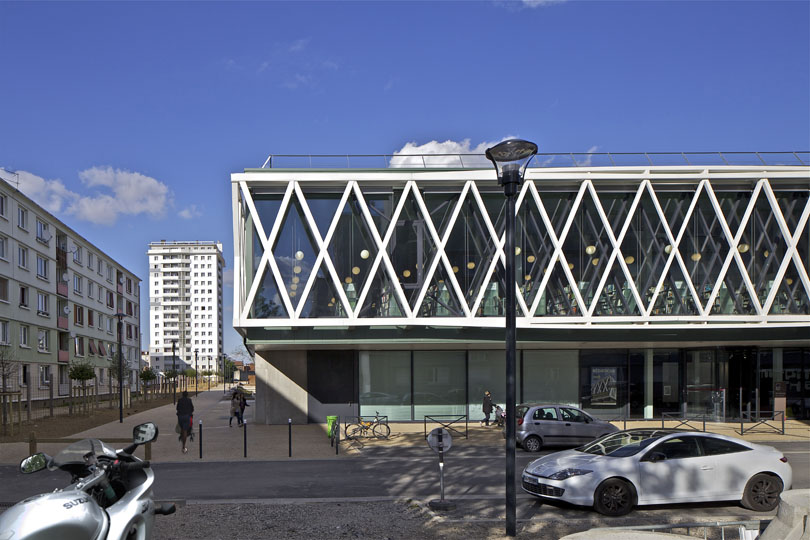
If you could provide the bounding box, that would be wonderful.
[644,349,654,419]
[254,350,308,424]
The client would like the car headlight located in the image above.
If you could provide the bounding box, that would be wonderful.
[546,468,593,480]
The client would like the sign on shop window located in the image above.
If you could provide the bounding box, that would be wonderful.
[590,367,617,406]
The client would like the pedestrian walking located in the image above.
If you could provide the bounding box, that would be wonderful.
[230,391,241,427]
[238,392,248,426]
[176,391,194,454]
[482,390,493,426]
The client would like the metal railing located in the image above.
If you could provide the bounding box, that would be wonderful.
[661,411,708,432]
[424,415,468,440]
[260,151,809,169]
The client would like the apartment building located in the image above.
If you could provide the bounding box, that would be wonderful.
[147,241,225,376]
[0,174,142,395]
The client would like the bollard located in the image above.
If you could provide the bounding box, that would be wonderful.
[243,417,247,458]
[288,418,292,458]
[199,420,203,459]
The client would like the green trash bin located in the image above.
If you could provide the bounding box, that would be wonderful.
[326,416,338,438]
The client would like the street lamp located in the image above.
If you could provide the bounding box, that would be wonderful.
[113,312,126,424]
[486,138,537,538]
[171,340,177,404]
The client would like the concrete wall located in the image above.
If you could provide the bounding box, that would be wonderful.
[254,350,308,424]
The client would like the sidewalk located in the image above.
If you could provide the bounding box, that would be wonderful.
[0,391,807,465]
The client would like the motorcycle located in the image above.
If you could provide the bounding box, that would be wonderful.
[0,422,176,539]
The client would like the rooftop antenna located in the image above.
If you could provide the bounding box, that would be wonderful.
[0,168,20,189]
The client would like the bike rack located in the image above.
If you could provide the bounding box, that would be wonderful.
[739,410,785,436]
[424,415,468,440]
[661,412,707,432]
[343,414,389,438]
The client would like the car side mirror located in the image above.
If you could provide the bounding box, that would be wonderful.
[20,453,49,474]
[133,422,159,445]
[645,452,667,463]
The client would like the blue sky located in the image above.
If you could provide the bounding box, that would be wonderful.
[1,1,808,353]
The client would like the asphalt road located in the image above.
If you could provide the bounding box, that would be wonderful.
[1,442,807,514]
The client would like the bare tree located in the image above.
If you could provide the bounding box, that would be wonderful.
[228,346,253,366]
[0,346,19,434]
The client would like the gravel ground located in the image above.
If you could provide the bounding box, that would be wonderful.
[150,500,522,540]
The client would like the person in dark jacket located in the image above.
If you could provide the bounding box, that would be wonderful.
[482,390,493,426]
[176,391,194,454]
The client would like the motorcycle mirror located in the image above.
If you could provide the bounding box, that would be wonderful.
[20,453,48,474]
[132,422,159,445]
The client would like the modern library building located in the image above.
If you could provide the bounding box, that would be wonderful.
[231,152,810,425]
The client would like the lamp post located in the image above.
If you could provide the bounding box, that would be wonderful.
[114,312,126,424]
[222,354,226,394]
[171,340,177,405]
[194,349,198,397]
[486,139,537,538]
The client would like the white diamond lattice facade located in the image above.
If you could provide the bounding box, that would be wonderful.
[232,152,810,425]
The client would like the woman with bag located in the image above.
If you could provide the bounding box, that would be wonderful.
[230,392,242,427]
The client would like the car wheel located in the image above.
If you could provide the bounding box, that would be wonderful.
[594,478,636,516]
[523,435,542,452]
[741,473,783,511]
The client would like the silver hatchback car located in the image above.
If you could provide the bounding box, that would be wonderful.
[515,404,619,452]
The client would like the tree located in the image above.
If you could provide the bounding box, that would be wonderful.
[108,355,132,387]
[228,346,253,366]
[139,367,157,399]
[0,346,19,435]
[69,360,96,414]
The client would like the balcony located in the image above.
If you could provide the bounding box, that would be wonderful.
[58,349,69,363]
[57,281,68,297]
[57,316,68,330]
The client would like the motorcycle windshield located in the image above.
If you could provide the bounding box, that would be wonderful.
[51,439,116,468]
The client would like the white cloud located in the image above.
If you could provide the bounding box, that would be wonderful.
[9,167,171,226]
[289,38,310,53]
[389,137,515,168]
[522,0,566,6]
[178,204,202,220]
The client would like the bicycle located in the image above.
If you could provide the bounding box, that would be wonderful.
[344,411,390,439]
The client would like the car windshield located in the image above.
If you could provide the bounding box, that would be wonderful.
[577,430,671,457]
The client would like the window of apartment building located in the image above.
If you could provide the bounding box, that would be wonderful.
[0,277,7,303]
[36,291,48,315]
[36,255,48,279]
[126,300,133,316]
[19,325,28,347]
[73,275,82,294]
[18,246,28,269]
[19,285,28,308]
[88,252,94,268]
[74,305,84,326]
[88,339,97,355]
[75,336,84,356]
[39,365,50,386]
[88,309,94,327]
[17,206,28,229]
[37,328,49,352]
[72,245,83,264]
[97,286,104,304]
[126,278,132,294]
[0,193,6,218]
[126,324,133,340]
[0,236,6,260]
[97,258,103,274]
[106,316,113,333]
[0,320,9,345]
[106,291,114,308]
[36,219,50,244]
[88,281,94,299]
[106,264,113,282]
[98,366,104,383]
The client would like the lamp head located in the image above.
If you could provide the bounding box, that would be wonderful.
[485,139,537,189]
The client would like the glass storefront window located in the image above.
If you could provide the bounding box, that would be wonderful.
[579,350,628,418]
[413,351,466,419]
[522,350,578,407]
[469,351,508,421]
[358,351,411,421]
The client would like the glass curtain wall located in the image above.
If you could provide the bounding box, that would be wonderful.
[468,350,515,422]
[413,351,466,418]
[522,350,578,406]
[358,351,411,420]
